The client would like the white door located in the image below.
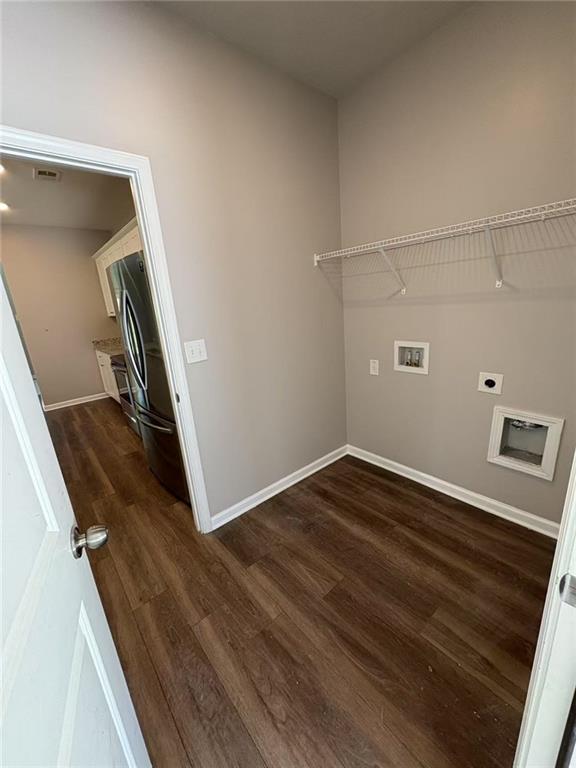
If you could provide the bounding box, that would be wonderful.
[1,276,150,767]
[515,451,576,767]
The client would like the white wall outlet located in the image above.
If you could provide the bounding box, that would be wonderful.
[184,339,208,364]
[478,372,503,395]
[369,359,379,376]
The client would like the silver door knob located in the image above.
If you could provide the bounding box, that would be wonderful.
[560,573,576,608]
[71,524,109,559]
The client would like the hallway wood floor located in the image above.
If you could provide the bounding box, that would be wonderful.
[47,399,555,768]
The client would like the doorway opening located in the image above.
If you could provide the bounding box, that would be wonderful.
[0,127,210,533]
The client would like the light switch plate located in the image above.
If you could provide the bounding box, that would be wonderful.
[478,372,503,395]
[369,359,379,376]
[184,339,207,364]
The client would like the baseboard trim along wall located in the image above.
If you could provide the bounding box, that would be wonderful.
[347,445,560,539]
[43,392,109,411]
[211,446,348,531]
[211,442,560,538]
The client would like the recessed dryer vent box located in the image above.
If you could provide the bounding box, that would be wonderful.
[487,406,564,481]
[478,372,503,394]
[394,341,429,375]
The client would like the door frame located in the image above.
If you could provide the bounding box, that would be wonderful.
[0,124,212,533]
[514,448,576,766]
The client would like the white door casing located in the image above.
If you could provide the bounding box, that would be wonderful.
[1,274,151,766]
[515,449,576,767]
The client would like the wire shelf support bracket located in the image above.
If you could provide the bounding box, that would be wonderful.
[484,226,503,289]
[379,248,407,295]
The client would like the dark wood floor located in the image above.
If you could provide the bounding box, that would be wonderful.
[47,398,555,768]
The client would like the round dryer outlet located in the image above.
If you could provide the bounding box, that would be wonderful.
[478,372,503,395]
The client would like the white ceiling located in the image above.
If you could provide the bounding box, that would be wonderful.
[166,1,467,97]
[0,157,135,231]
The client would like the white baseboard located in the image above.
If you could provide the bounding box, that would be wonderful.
[347,445,560,539]
[210,445,348,531]
[209,442,560,539]
[43,392,110,411]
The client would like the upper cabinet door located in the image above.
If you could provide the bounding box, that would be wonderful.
[122,228,142,258]
[95,252,116,317]
[94,223,141,318]
[107,243,123,266]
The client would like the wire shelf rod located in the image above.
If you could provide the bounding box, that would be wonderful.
[338,243,576,280]
[313,198,576,265]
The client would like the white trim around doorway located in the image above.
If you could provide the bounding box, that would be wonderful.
[0,125,212,533]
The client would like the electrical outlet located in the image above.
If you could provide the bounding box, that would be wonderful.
[369,359,379,376]
[184,339,208,364]
[478,372,503,394]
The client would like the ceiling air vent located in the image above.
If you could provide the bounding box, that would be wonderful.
[33,167,62,182]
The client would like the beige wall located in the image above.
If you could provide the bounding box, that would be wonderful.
[338,2,576,522]
[1,1,346,515]
[3,1,572,524]
[1,225,118,405]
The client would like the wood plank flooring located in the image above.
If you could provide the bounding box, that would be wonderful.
[46,399,555,768]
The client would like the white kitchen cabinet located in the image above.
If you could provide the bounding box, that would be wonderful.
[95,350,120,402]
[93,218,141,317]
[95,251,116,317]
[122,227,142,257]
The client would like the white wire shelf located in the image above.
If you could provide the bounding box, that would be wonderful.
[314,198,576,266]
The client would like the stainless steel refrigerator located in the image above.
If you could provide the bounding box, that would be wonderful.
[107,251,190,504]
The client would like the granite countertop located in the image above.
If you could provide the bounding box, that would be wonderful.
[92,336,123,355]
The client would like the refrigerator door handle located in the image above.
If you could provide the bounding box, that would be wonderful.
[136,414,174,434]
[116,293,132,375]
[121,289,147,391]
